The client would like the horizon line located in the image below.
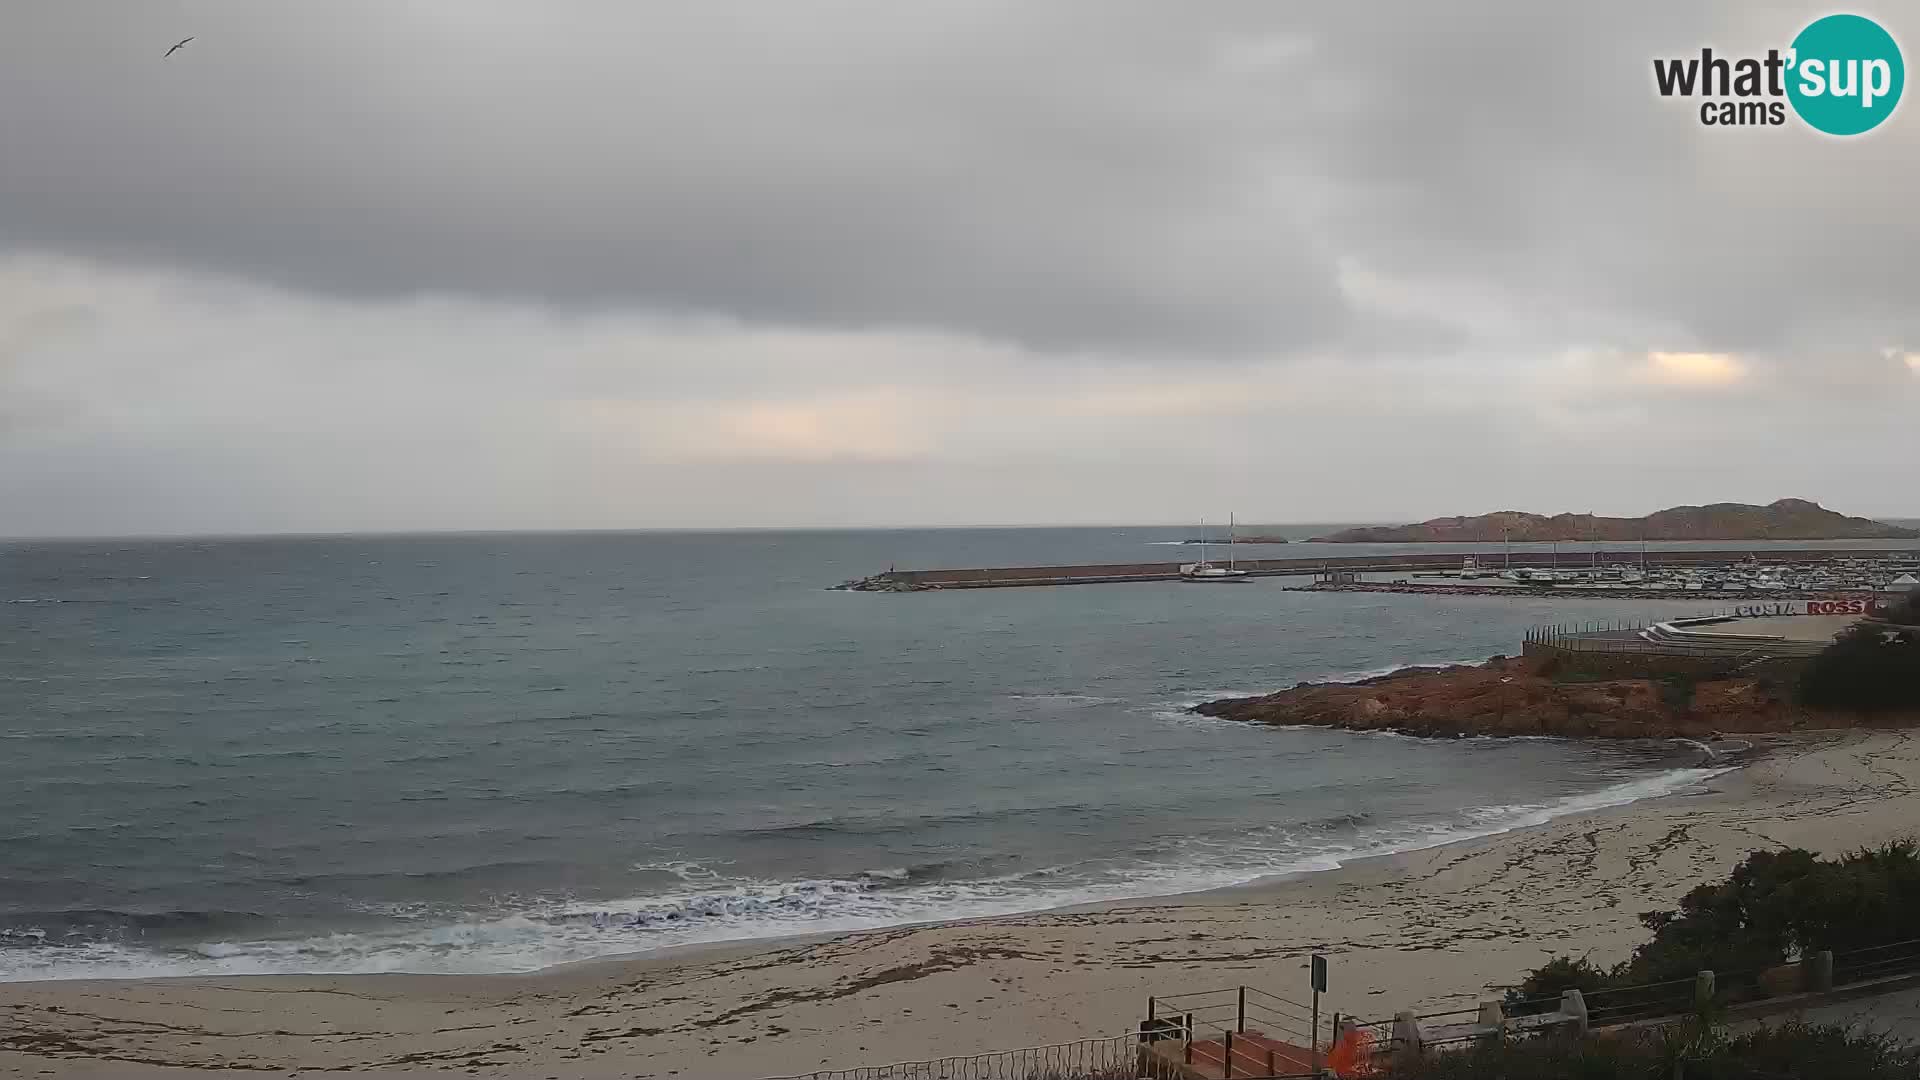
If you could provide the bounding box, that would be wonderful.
[5,515,1919,545]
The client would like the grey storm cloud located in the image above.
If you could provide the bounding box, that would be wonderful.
[5,1,1911,356]
[2,1,1918,536]
[1290,1,1920,355]
[1,3,1352,352]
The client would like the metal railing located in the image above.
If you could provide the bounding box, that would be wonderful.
[1144,986,1326,1078]
[761,1031,1186,1080]
[1149,986,1318,1046]
[770,938,1920,1080]
[1832,937,1920,985]
[1358,939,1920,1057]
[1581,974,1703,1026]
[1528,629,1828,659]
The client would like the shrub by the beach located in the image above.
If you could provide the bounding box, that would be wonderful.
[1375,1021,1920,1079]
[1715,1022,1920,1080]
[1625,842,1920,985]
[1501,956,1610,1016]
[1374,1031,1651,1079]
[1508,843,1920,1003]
[1797,622,1920,712]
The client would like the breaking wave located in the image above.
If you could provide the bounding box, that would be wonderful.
[0,765,1727,982]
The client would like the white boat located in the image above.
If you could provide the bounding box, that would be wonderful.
[1181,515,1250,581]
[1459,556,1482,580]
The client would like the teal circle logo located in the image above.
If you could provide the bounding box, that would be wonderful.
[1787,14,1904,135]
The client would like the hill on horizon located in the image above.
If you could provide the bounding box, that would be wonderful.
[1306,499,1920,543]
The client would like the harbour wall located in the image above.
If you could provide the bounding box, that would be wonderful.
[865,548,1920,590]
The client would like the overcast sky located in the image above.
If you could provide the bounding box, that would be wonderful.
[3,2,1917,537]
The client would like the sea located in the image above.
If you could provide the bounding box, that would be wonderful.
[6,525,1901,982]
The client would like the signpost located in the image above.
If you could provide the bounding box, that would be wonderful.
[1311,954,1328,1074]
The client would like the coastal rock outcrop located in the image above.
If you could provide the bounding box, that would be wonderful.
[1192,654,1917,739]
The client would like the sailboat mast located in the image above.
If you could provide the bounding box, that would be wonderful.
[1228,513,1235,570]
[1199,518,1207,567]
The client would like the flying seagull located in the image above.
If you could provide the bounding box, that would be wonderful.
[165,36,194,58]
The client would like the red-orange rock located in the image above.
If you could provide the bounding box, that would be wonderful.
[1192,654,1919,739]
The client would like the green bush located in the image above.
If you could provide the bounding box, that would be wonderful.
[1503,956,1610,1016]
[1375,1028,1651,1079]
[1376,1022,1920,1079]
[1512,843,1920,1003]
[1714,1021,1920,1079]
[1797,622,1920,712]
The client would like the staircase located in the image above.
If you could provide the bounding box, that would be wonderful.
[1140,985,1326,1079]
[1180,1029,1315,1078]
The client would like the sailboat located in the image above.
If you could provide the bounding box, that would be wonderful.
[1181,514,1250,581]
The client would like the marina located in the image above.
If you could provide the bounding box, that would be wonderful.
[834,548,1920,594]
[1290,580,1908,602]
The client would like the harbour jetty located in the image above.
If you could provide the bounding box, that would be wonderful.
[832,548,1920,592]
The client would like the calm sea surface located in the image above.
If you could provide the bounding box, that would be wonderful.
[7,527,1901,980]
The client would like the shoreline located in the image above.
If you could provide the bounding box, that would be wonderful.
[537,747,1738,983]
[0,736,1719,989]
[8,729,1918,1078]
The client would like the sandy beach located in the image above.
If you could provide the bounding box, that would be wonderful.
[4,729,1917,1079]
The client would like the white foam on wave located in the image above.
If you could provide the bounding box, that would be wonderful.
[1005,692,1123,707]
[1145,689,1277,728]
[0,765,1729,983]
[1151,710,1244,730]
[1314,659,1488,685]
[1150,661,1486,725]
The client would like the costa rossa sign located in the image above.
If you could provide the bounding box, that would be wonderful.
[1732,598,1874,617]
[1807,598,1874,616]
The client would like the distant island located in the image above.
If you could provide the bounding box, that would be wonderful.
[1306,499,1919,543]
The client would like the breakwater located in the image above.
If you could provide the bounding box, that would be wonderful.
[834,548,1920,591]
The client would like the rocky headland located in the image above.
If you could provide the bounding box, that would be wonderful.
[1192,653,1919,739]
